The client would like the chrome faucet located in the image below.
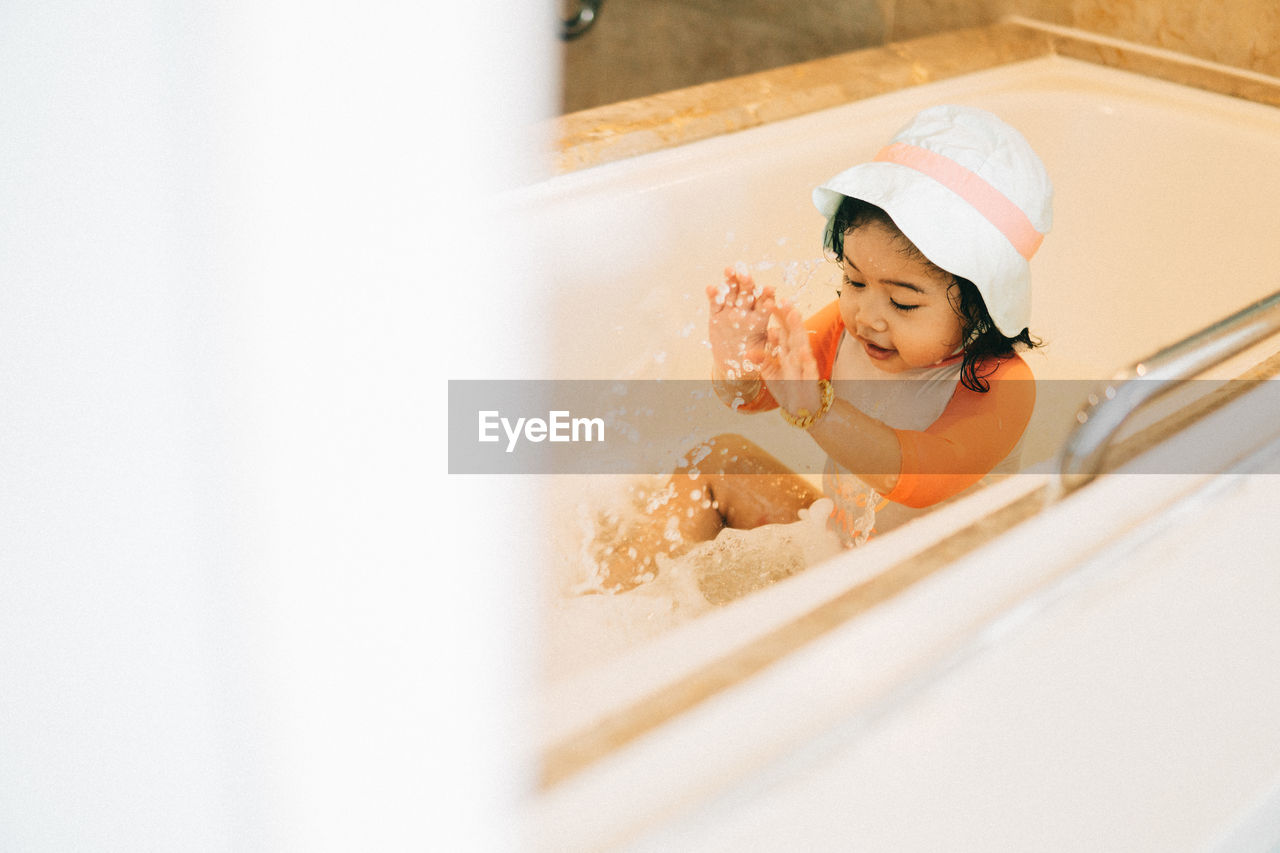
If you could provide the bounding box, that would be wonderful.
[1053,288,1280,496]
[561,0,603,40]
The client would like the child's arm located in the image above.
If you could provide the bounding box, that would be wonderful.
[883,357,1035,507]
[765,301,903,493]
[765,302,1034,502]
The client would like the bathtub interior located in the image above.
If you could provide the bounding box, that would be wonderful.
[504,55,1280,687]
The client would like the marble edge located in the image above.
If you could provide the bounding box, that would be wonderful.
[547,19,1280,176]
[1044,32,1280,109]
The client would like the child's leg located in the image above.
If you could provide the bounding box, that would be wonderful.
[594,433,820,592]
[671,433,820,535]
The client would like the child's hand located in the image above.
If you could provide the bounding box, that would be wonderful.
[707,265,776,380]
[762,300,821,416]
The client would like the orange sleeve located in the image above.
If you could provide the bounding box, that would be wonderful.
[730,300,845,413]
[883,355,1036,508]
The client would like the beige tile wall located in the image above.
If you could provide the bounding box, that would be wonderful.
[560,0,1279,114]
[1022,0,1279,76]
[560,0,894,113]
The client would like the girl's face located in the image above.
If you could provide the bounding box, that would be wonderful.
[837,222,965,373]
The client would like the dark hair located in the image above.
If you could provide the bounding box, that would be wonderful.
[825,196,1041,393]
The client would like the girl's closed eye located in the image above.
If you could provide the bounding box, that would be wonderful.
[843,274,918,312]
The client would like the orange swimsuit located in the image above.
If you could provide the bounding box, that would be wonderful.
[739,300,1036,510]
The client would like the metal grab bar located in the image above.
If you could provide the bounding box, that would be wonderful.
[1053,288,1280,496]
[560,0,603,41]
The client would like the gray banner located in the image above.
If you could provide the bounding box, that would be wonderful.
[448,378,1280,475]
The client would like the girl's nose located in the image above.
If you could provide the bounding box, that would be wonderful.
[859,306,888,333]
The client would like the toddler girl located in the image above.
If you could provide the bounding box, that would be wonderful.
[596,104,1053,594]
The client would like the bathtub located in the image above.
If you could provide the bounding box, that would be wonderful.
[501,38,1280,850]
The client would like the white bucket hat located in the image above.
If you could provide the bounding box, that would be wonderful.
[813,104,1053,337]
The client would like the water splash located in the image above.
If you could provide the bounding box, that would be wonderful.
[737,255,830,298]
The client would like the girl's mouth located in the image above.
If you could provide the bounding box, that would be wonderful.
[861,337,896,361]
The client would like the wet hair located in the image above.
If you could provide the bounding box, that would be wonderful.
[824,196,1041,393]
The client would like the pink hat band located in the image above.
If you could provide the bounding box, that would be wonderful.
[873,142,1045,261]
